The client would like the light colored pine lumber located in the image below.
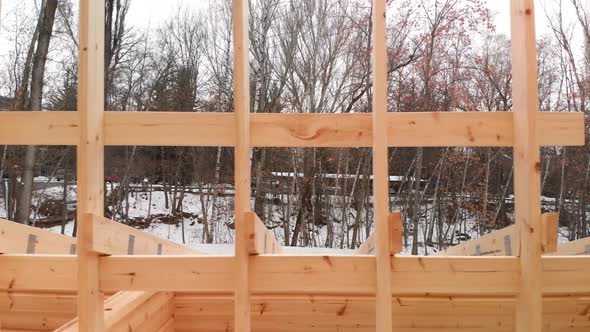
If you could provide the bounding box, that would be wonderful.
[0,111,583,148]
[356,212,403,255]
[0,291,77,313]
[54,291,173,332]
[371,1,392,331]
[90,214,199,255]
[2,255,590,296]
[552,237,590,255]
[541,213,559,254]
[173,294,590,332]
[156,318,174,332]
[0,112,79,145]
[245,212,284,255]
[232,0,252,331]
[437,212,558,256]
[104,111,234,147]
[0,255,76,292]
[510,1,544,331]
[0,219,76,255]
[76,0,106,329]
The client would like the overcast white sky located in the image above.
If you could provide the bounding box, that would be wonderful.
[0,0,579,63]
[121,0,549,36]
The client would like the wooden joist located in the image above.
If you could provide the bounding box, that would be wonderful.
[90,214,198,255]
[0,219,76,255]
[553,238,590,255]
[437,213,558,256]
[245,212,283,255]
[0,214,198,256]
[54,291,174,332]
[0,111,583,148]
[356,212,403,255]
[3,255,589,297]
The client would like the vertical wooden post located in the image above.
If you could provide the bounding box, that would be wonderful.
[510,1,543,331]
[77,0,105,330]
[372,1,393,331]
[232,0,252,331]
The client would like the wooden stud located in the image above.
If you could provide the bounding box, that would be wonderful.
[77,0,106,329]
[541,213,559,254]
[510,0,544,331]
[371,0,393,331]
[357,213,403,255]
[232,1,252,331]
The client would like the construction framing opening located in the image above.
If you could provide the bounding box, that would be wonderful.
[0,0,588,331]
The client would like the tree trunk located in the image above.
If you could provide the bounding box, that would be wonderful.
[411,148,423,255]
[16,0,58,225]
[60,159,69,234]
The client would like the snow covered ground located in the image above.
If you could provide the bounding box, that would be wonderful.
[0,183,578,256]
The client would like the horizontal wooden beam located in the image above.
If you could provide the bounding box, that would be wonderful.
[0,255,77,291]
[173,294,590,331]
[0,219,76,255]
[0,291,77,313]
[90,214,199,255]
[104,112,235,147]
[552,236,590,255]
[0,216,199,256]
[0,111,583,148]
[0,112,79,145]
[245,212,284,255]
[437,212,558,256]
[2,255,588,297]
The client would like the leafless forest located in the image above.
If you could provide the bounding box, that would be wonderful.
[0,0,588,253]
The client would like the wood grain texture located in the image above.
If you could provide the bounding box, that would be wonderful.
[356,213,403,255]
[437,213,558,256]
[76,0,106,329]
[91,215,199,255]
[0,255,589,297]
[0,111,582,147]
[245,212,284,255]
[510,0,544,331]
[232,0,253,331]
[0,219,76,255]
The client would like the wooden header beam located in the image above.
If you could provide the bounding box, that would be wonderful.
[0,111,583,148]
[245,212,284,255]
[356,212,403,255]
[437,213,558,256]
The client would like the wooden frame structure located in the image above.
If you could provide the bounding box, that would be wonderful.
[0,0,588,331]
